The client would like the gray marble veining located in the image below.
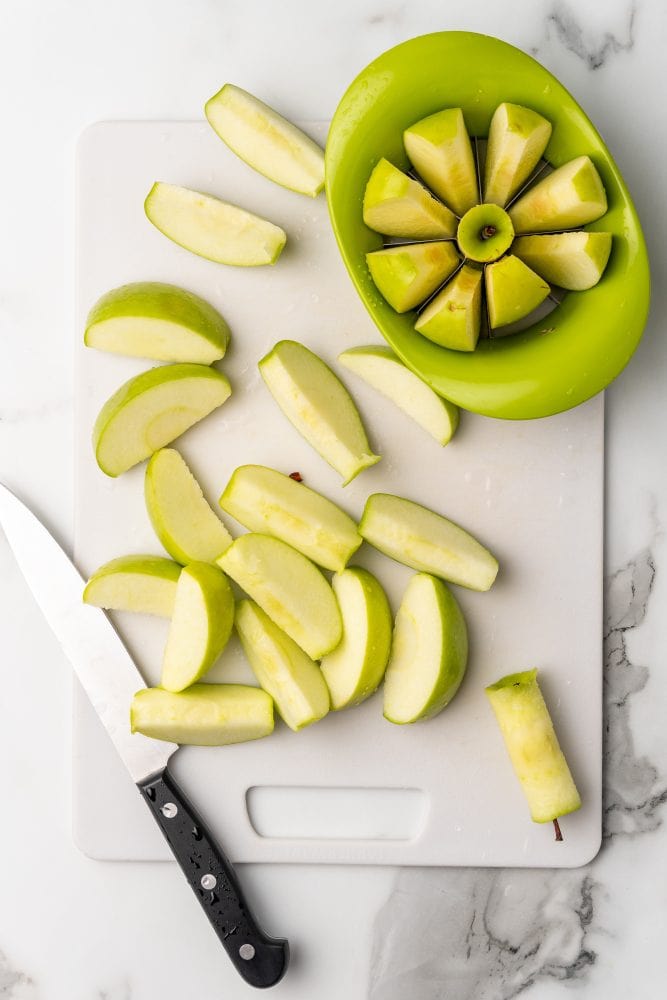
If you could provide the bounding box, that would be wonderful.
[533,1,637,69]
[0,948,36,999]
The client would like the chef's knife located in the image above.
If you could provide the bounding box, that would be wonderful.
[0,482,289,989]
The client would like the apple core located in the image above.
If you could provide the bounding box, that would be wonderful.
[456,204,514,263]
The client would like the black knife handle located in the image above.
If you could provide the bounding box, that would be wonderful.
[138,767,289,989]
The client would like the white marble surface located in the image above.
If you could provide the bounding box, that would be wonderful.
[0,1,665,997]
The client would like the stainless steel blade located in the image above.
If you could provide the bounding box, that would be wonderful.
[0,482,176,781]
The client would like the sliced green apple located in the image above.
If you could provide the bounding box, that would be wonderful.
[259,340,380,485]
[218,533,342,659]
[338,346,459,445]
[320,567,392,711]
[93,363,231,477]
[83,555,181,617]
[456,204,514,263]
[160,562,234,692]
[219,464,361,573]
[484,102,552,207]
[403,108,478,216]
[363,159,457,239]
[508,155,607,233]
[205,83,325,197]
[513,231,613,290]
[84,282,230,363]
[236,599,330,731]
[131,684,274,746]
[146,448,232,564]
[144,182,286,266]
[384,573,468,724]
[414,264,482,351]
[366,241,459,312]
[485,255,550,328]
[486,669,581,824]
[360,493,498,592]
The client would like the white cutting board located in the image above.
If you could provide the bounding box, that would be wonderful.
[74,121,603,867]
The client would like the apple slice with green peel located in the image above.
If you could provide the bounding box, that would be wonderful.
[360,493,498,591]
[485,255,550,328]
[84,282,230,364]
[145,182,286,266]
[160,562,234,693]
[236,600,330,731]
[513,231,612,290]
[218,533,342,659]
[403,108,478,217]
[131,684,274,746]
[486,669,581,830]
[414,264,482,352]
[483,102,552,207]
[259,340,380,485]
[205,84,325,197]
[146,448,232,564]
[366,241,459,312]
[363,159,457,239]
[320,568,393,711]
[509,155,607,233]
[338,346,459,446]
[219,465,361,573]
[93,363,231,477]
[83,555,181,617]
[384,573,468,724]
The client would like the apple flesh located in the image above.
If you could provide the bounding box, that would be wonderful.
[509,155,607,233]
[161,562,234,693]
[259,340,380,485]
[93,364,231,477]
[236,599,330,731]
[320,567,393,710]
[363,159,457,239]
[484,102,552,207]
[218,533,342,659]
[360,493,498,592]
[83,555,181,617]
[485,669,581,824]
[485,254,550,328]
[513,231,612,291]
[383,573,468,724]
[131,684,274,746]
[456,204,514,263]
[205,84,324,197]
[219,464,361,573]
[84,282,230,364]
[338,345,459,445]
[144,182,286,266]
[414,264,482,352]
[403,107,478,217]
[366,241,459,313]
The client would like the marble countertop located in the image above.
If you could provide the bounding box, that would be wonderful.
[1,1,665,997]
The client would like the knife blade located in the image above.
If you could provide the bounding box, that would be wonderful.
[0,481,289,989]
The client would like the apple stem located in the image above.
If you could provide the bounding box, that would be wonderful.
[553,818,563,842]
[481,225,497,240]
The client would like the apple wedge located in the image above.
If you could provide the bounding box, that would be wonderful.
[483,103,552,207]
[218,533,342,659]
[236,599,330,730]
[145,182,286,266]
[259,340,380,485]
[320,567,393,711]
[146,448,232,564]
[205,84,325,197]
[338,346,459,445]
[384,573,468,724]
[366,241,459,312]
[414,264,482,352]
[486,669,581,825]
[513,232,613,290]
[160,562,234,692]
[131,684,274,746]
[403,108,478,216]
[485,255,550,328]
[508,155,607,233]
[363,159,457,239]
[84,282,230,363]
[93,363,231,477]
[219,464,361,573]
[360,493,498,592]
[83,555,181,617]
